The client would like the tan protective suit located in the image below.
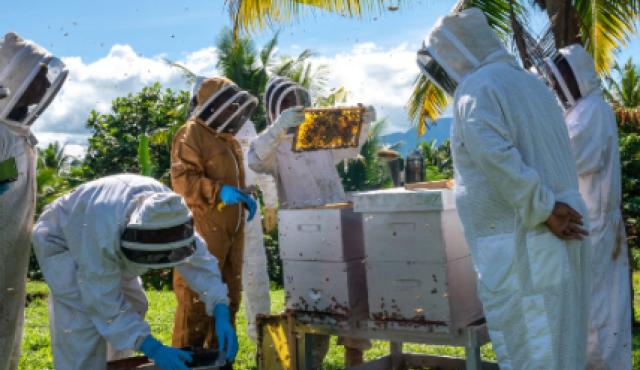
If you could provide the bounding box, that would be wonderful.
[171,77,246,348]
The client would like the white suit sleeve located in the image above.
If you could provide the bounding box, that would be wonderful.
[565,100,610,176]
[457,92,555,229]
[248,126,281,176]
[175,235,230,315]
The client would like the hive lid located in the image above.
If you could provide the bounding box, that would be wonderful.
[353,188,455,213]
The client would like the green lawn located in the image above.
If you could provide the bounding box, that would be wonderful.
[19,274,640,369]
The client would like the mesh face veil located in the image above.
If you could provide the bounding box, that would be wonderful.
[544,53,583,109]
[264,76,311,125]
[195,83,258,135]
[416,45,458,96]
[0,33,68,126]
[120,193,197,269]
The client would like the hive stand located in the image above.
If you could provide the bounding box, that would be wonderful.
[292,312,498,370]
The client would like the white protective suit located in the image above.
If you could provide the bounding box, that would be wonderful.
[248,116,368,209]
[236,122,278,341]
[32,174,229,370]
[422,9,591,370]
[0,33,67,370]
[547,45,631,370]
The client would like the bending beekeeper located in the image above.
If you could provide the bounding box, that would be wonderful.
[417,8,591,370]
[171,77,257,357]
[248,76,376,368]
[544,44,631,370]
[0,32,67,370]
[32,174,238,370]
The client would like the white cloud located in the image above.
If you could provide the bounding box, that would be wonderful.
[33,41,428,156]
[311,42,423,134]
[33,44,219,151]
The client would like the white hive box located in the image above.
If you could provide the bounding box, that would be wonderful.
[278,206,364,261]
[279,206,368,318]
[353,188,483,329]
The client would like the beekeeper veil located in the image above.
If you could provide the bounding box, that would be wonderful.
[121,192,196,269]
[193,76,258,135]
[264,76,311,125]
[0,32,68,126]
[417,8,510,96]
[544,44,601,110]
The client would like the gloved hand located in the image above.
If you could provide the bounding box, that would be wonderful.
[273,107,305,134]
[263,207,278,233]
[219,185,257,222]
[139,335,192,370]
[0,182,10,196]
[214,304,238,362]
[362,105,377,124]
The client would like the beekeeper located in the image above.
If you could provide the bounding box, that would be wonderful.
[417,8,591,370]
[235,121,278,341]
[186,77,278,341]
[0,32,67,370]
[31,174,237,370]
[248,76,376,368]
[171,77,257,353]
[544,44,631,370]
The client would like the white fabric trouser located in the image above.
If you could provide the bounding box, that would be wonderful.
[241,215,271,341]
[0,128,36,370]
[48,276,148,370]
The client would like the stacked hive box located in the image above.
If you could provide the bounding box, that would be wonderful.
[279,205,368,319]
[353,188,483,329]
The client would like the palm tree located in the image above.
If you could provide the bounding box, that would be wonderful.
[37,142,70,173]
[605,58,640,129]
[225,0,640,133]
[271,49,330,97]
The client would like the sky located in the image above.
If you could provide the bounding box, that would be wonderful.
[1,0,638,157]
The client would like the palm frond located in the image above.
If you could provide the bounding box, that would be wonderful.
[406,75,449,136]
[226,0,386,36]
[575,0,639,71]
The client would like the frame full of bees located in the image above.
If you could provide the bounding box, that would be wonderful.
[292,106,364,152]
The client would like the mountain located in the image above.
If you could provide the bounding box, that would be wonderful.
[380,117,452,156]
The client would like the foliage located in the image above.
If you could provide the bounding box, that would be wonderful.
[420,139,454,180]
[263,228,283,286]
[216,28,276,133]
[19,277,640,369]
[83,83,190,182]
[137,133,155,177]
[225,0,386,36]
[337,120,392,191]
[271,48,329,97]
[406,75,449,136]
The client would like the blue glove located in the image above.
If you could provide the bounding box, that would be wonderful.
[0,183,10,196]
[219,185,257,222]
[140,335,192,370]
[214,304,238,362]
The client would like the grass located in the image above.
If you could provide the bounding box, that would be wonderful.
[18,274,640,369]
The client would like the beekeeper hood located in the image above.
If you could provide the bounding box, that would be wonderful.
[544,44,601,110]
[193,76,258,135]
[0,32,68,126]
[264,76,311,125]
[121,192,196,269]
[417,8,512,96]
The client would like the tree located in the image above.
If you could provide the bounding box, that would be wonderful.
[83,83,190,183]
[224,0,639,133]
[216,28,277,132]
[271,49,329,97]
[605,58,640,129]
[37,142,71,173]
[337,119,392,191]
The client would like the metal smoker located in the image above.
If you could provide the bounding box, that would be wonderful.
[404,148,425,184]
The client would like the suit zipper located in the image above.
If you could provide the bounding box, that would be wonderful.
[225,143,242,234]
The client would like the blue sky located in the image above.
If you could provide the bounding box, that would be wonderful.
[1,1,638,156]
